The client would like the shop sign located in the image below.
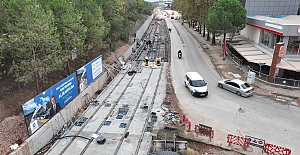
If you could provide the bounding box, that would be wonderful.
[278,46,284,57]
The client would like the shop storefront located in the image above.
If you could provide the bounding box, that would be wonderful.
[241,15,300,57]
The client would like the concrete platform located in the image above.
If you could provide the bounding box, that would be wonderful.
[45,62,168,155]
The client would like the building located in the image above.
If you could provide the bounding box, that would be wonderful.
[229,0,300,87]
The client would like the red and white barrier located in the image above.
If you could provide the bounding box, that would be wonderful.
[182,114,191,131]
[227,134,250,150]
[194,125,214,139]
[264,143,291,155]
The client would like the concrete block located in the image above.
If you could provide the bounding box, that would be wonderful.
[232,74,241,79]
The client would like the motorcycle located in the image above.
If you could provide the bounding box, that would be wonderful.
[178,52,182,59]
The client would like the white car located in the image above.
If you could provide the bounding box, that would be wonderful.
[184,72,208,97]
[218,79,254,97]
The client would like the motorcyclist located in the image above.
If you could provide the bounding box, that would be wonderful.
[178,50,182,58]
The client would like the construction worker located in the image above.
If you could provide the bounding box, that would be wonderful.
[144,56,149,66]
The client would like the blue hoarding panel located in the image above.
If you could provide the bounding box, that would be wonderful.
[54,73,78,108]
[22,72,78,135]
[77,55,103,92]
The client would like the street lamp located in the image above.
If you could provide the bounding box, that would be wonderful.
[259,62,266,77]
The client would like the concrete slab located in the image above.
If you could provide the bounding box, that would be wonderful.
[137,132,153,155]
[82,133,123,155]
[116,134,144,155]
[47,130,79,155]
[62,131,94,154]
[81,108,110,132]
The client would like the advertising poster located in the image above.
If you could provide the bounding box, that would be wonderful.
[22,73,78,135]
[77,55,103,92]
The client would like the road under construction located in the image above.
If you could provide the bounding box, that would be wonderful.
[40,19,187,155]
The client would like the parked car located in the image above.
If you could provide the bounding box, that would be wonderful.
[184,72,208,97]
[194,25,199,31]
[217,79,254,97]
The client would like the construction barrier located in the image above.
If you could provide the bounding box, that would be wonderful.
[263,143,291,155]
[227,134,250,150]
[194,125,214,141]
[245,135,265,148]
[182,114,191,131]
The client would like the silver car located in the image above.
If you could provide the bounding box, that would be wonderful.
[218,79,254,97]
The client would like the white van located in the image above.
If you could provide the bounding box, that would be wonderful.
[184,72,208,97]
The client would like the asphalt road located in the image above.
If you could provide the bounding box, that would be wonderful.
[166,18,300,154]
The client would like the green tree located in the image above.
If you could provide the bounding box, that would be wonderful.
[49,0,87,74]
[2,0,63,94]
[206,0,246,58]
[142,1,154,15]
[96,0,127,47]
[125,0,145,26]
[0,2,5,74]
[73,0,109,49]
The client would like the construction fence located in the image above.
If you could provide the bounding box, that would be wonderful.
[181,114,292,155]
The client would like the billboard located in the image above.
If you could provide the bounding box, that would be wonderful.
[77,55,103,92]
[22,73,78,135]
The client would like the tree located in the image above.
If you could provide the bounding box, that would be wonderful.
[0,1,5,76]
[0,0,154,91]
[198,0,217,39]
[2,0,63,94]
[205,0,246,59]
[49,0,87,74]
[73,0,109,49]
[95,0,123,47]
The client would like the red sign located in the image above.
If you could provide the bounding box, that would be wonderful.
[279,46,284,57]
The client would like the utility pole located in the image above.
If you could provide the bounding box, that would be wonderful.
[268,42,284,83]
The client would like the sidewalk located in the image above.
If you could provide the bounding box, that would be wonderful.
[180,21,300,104]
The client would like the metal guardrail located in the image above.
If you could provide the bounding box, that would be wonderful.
[248,67,300,89]
[226,50,300,89]
[131,39,146,61]
[226,49,243,66]
[164,39,168,62]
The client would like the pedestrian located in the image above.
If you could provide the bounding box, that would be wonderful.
[144,56,149,66]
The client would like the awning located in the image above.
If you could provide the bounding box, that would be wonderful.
[243,55,272,62]
[229,37,300,72]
